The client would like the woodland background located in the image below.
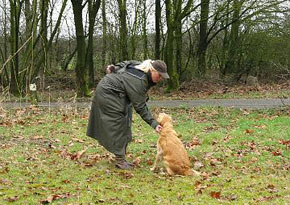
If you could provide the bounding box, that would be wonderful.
[0,0,290,97]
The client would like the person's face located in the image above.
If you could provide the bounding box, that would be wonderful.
[151,69,162,83]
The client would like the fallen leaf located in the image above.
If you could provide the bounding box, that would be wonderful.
[257,196,275,202]
[134,139,144,143]
[279,139,290,146]
[212,140,218,145]
[127,153,133,159]
[133,157,141,167]
[147,158,153,165]
[119,172,134,179]
[62,114,69,122]
[32,135,44,140]
[13,135,24,140]
[88,154,101,160]
[211,171,221,176]
[272,150,282,156]
[201,172,210,180]
[6,196,19,202]
[71,148,88,160]
[0,167,10,174]
[254,125,267,129]
[62,179,71,184]
[285,164,290,171]
[210,191,221,199]
[71,138,84,143]
[190,137,201,146]
[193,161,204,170]
[81,114,88,119]
[210,158,222,166]
[267,184,275,189]
[40,193,70,204]
[245,129,254,134]
[0,178,12,185]
[227,194,238,201]
[251,157,258,162]
[96,199,105,203]
[194,180,203,194]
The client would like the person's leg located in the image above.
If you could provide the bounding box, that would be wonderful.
[114,104,133,170]
[114,153,133,169]
[115,154,125,162]
[124,143,134,166]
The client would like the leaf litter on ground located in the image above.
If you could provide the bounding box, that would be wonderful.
[0,105,289,203]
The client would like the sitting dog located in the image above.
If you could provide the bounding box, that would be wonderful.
[151,113,200,176]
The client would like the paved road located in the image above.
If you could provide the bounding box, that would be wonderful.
[1,98,290,109]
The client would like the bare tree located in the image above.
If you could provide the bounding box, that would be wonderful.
[102,0,107,68]
[71,0,100,95]
[197,0,210,76]
[142,0,148,59]
[195,0,289,77]
[155,0,161,60]
[9,0,21,95]
[71,0,89,96]
[0,0,10,87]
[87,0,101,88]
[117,0,129,61]
[165,0,196,90]
[32,0,68,84]
[127,0,142,59]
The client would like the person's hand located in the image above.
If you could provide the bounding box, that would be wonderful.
[105,65,115,74]
[155,125,162,133]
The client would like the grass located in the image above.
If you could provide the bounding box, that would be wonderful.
[0,106,289,204]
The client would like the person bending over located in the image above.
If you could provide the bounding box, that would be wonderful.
[87,59,169,169]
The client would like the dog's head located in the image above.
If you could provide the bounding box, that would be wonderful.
[157,113,172,126]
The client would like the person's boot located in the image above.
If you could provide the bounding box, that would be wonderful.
[115,155,134,170]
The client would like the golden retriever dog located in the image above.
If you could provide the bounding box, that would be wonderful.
[151,113,200,176]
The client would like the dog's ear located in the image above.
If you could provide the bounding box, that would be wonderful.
[157,113,165,125]
[163,114,172,124]
[158,113,172,125]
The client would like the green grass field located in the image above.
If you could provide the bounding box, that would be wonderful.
[0,106,289,204]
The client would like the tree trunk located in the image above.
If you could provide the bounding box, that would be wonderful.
[1,0,9,87]
[23,0,38,93]
[62,48,77,71]
[24,0,32,91]
[117,0,128,61]
[165,0,193,90]
[197,0,210,77]
[102,0,107,69]
[174,2,182,77]
[155,0,161,60]
[220,0,231,76]
[71,0,90,97]
[39,0,49,90]
[9,0,21,95]
[32,0,68,81]
[142,0,148,60]
[225,0,242,75]
[165,0,179,91]
[87,0,101,88]
[129,1,139,60]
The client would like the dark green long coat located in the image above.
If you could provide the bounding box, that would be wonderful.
[87,62,159,156]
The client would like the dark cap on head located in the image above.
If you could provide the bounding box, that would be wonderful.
[152,60,170,79]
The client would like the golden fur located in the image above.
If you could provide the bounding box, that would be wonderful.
[151,113,199,176]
